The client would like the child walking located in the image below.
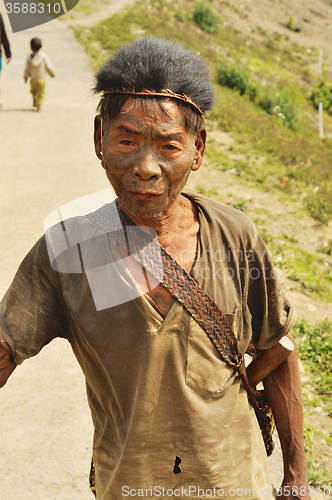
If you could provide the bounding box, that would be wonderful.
[24,37,55,111]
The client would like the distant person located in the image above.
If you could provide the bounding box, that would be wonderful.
[24,37,55,112]
[0,12,12,111]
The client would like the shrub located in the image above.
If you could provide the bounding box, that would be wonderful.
[311,80,332,114]
[174,11,184,22]
[193,2,219,33]
[216,62,250,95]
[216,61,298,128]
[287,16,302,32]
[256,89,298,129]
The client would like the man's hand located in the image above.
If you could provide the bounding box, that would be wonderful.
[24,77,28,83]
[263,333,310,499]
[7,57,11,64]
[0,343,16,388]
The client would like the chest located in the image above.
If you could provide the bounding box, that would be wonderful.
[117,226,198,317]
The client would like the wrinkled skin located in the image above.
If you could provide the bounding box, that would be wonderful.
[94,98,206,220]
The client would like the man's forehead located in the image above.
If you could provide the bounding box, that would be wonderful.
[123,96,184,115]
[106,97,187,127]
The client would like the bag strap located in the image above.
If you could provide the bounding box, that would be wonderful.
[86,205,275,456]
[116,211,275,456]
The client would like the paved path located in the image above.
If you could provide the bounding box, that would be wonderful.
[0,12,111,500]
[0,6,284,498]
[68,0,137,27]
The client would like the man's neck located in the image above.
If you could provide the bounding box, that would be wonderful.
[118,193,199,279]
[118,194,195,238]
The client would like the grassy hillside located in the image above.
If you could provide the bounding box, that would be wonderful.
[73,0,332,217]
[68,0,332,487]
[72,0,332,303]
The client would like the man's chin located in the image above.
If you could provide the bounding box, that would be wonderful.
[125,205,166,218]
[120,196,168,219]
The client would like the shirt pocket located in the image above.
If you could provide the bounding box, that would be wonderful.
[185,307,242,396]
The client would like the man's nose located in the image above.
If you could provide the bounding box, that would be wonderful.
[132,149,162,181]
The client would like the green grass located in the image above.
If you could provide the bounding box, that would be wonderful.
[318,240,332,256]
[195,184,218,197]
[260,232,332,303]
[193,183,332,302]
[305,194,332,225]
[293,319,332,488]
[303,420,332,488]
[210,85,332,210]
[71,0,332,226]
[216,60,301,130]
[191,184,332,302]
[71,0,332,292]
[293,320,332,395]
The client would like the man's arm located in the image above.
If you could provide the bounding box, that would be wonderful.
[263,332,309,500]
[0,343,16,388]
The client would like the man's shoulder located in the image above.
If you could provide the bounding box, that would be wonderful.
[44,202,120,274]
[185,192,256,231]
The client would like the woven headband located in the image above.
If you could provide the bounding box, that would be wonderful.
[101,88,204,118]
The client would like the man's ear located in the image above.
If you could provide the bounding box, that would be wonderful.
[192,127,207,171]
[94,115,103,161]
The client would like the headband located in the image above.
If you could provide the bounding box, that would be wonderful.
[101,88,204,118]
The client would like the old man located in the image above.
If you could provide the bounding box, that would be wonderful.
[0,37,309,499]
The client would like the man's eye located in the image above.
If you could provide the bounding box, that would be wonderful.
[120,140,133,145]
[164,144,177,150]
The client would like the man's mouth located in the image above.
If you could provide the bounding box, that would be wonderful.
[128,191,161,201]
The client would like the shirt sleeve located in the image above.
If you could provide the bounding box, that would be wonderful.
[0,236,70,365]
[246,232,296,350]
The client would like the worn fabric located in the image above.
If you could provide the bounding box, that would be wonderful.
[0,194,295,499]
[24,50,54,81]
[30,79,46,106]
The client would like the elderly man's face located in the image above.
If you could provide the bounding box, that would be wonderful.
[94,98,205,218]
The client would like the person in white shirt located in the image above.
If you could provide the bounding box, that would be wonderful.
[24,37,55,111]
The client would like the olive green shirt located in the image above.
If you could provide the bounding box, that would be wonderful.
[0,194,295,499]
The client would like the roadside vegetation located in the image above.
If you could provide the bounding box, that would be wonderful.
[72,0,332,226]
[68,0,332,487]
[293,320,332,489]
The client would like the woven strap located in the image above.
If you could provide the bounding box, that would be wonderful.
[86,206,275,456]
[128,232,242,368]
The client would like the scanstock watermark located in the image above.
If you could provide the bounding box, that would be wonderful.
[4,1,80,32]
[44,189,289,312]
[44,189,164,311]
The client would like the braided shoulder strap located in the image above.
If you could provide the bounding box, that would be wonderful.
[86,205,275,456]
[118,211,275,456]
